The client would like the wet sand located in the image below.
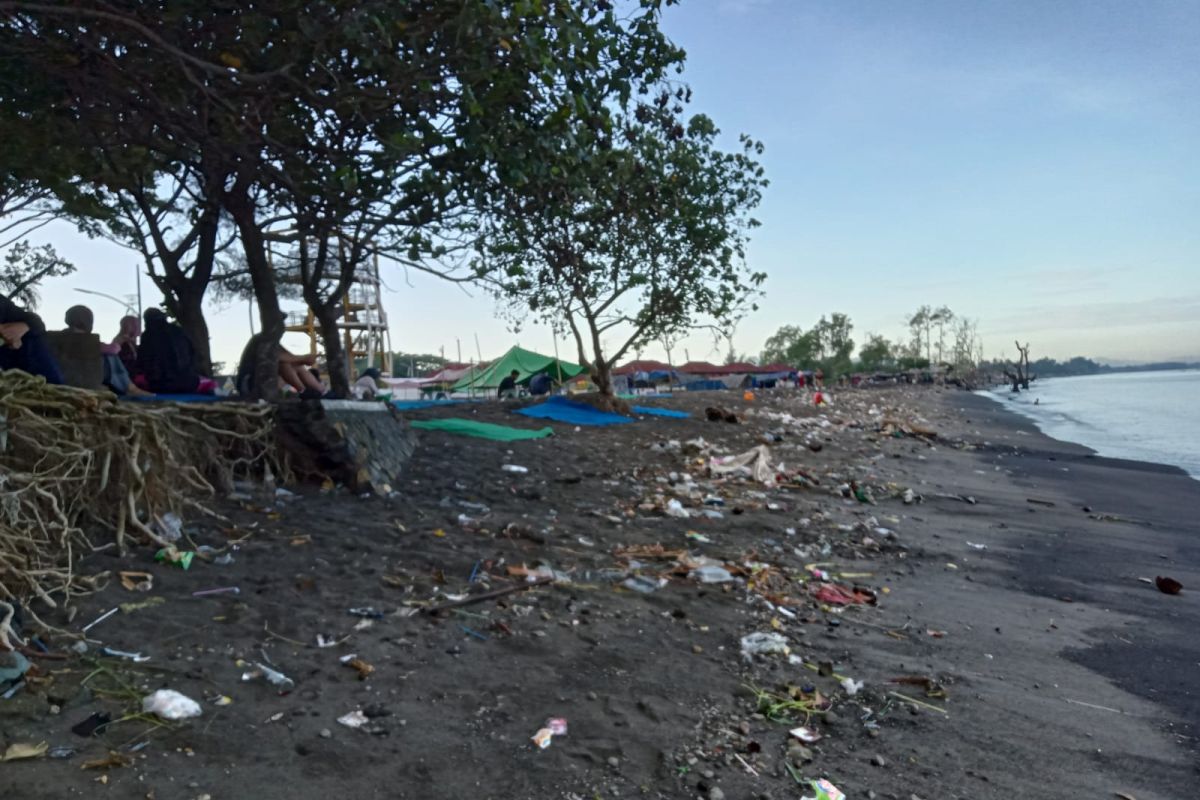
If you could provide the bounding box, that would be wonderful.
[1,386,1196,799]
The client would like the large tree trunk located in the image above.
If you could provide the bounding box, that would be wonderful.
[225,186,284,400]
[174,288,212,376]
[315,304,350,398]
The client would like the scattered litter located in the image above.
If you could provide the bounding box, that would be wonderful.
[338,710,369,729]
[154,545,194,570]
[241,661,295,691]
[192,586,240,597]
[155,512,183,542]
[142,689,202,720]
[71,712,111,737]
[690,565,734,584]
[348,607,385,618]
[811,583,877,606]
[802,778,845,800]
[531,716,568,749]
[965,542,987,551]
[710,445,777,485]
[340,654,375,679]
[0,650,30,683]
[81,606,119,634]
[100,647,150,663]
[1155,576,1183,595]
[740,632,790,660]
[118,571,153,592]
[501,464,529,474]
[1,741,47,761]
[789,726,821,743]
[840,677,863,696]
[665,499,690,518]
[622,576,667,594]
[81,752,133,771]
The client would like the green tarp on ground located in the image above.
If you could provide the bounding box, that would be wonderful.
[410,418,554,441]
[451,346,585,392]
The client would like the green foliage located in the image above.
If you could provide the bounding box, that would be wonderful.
[857,334,895,372]
[0,241,74,307]
[473,94,767,393]
[760,313,855,375]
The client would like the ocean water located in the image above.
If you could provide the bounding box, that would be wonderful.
[981,369,1200,479]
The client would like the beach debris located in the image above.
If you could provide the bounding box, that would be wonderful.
[71,712,112,737]
[501,464,529,474]
[665,498,691,518]
[704,406,739,423]
[2,741,47,761]
[192,586,241,597]
[0,650,30,683]
[690,565,734,584]
[840,677,863,696]
[118,571,153,592]
[348,607,385,618]
[789,726,822,743]
[811,583,877,606]
[155,512,184,542]
[802,778,845,800]
[100,646,150,663]
[81,751,133,771]
[142,689,202,720]
[710,445,776,484]
[338,710,369,729]
[965,541,987,550]
[340,654,375,680]
[154,545,194,570]
[531,716,568,749]
[240,661,295,691]
[81,606,120,634]
[622,575,667,594]
[1155,576,1183,595]
[740,632,790,660]
[1026,497,1056,507]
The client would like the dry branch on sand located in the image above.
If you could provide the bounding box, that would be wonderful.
[0,371,277,650]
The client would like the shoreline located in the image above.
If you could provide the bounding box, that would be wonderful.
[2,384,1195,799]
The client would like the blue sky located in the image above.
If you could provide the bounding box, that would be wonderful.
[27,0,1200,368]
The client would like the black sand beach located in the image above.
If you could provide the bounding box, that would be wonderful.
[2,386,1196,799]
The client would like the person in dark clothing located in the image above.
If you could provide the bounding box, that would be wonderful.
[63,304,150,396]
[529,371,552,396]
[497,369,520,399]
[0,294,64,384]
[136,307,202,394]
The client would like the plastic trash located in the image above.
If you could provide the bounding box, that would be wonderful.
[840,677,863,696]
[501,464,529,474]
[531,716,568,749]
[241,661,295,690]
[622,576,667,594]
[338,710,369,729]
[154,546,194,570]
[155,512,183,543]
[0,650,30,683]
[100,647,150,663]
[142,689,201,720]
[665,499,690,518]
[740,632,790,660]
[803,779,845,800]
[690,565,734,584]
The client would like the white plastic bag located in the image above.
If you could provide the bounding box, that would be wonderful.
[142,689,201,720]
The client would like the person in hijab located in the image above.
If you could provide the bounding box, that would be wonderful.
[64,305,150,396]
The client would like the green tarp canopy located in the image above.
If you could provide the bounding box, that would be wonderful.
[451,345,585,392]
[410,418,554,441]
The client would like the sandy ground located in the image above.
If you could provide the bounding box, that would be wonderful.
[1,386,1196,799]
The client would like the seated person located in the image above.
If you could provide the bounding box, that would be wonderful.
[352,367,381,400]
[497,369,521,399]
[236,332,328,399]
[136,308,209,394]
[63,305,151,397]
[0,294,64,384]
[112,315,141,378]
[529,371,552,396]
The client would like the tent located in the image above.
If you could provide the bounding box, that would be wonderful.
[451,346,585,393]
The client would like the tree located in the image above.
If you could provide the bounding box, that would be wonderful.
[0,241,73,306]
[1003,340,1032,392]
[857,334,895,372]
[3,0,686,398]
[474,108,766,399]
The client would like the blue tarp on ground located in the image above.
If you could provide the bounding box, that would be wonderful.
[514,395,633,426]
[392,399,467,411]
[632,406,690,419]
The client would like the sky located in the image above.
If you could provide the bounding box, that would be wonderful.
[22,0,1200,369]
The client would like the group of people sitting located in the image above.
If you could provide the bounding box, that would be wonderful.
[1,295,384,401]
